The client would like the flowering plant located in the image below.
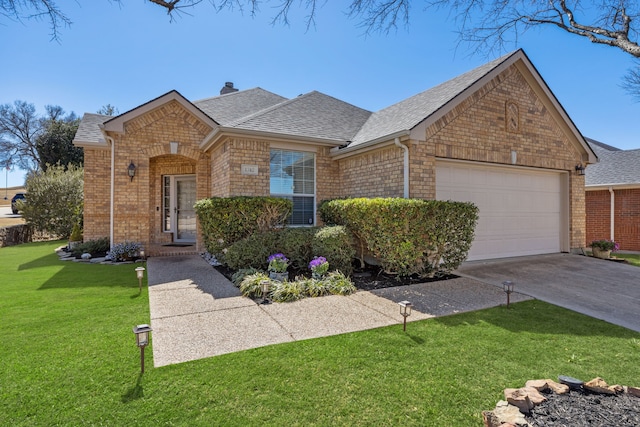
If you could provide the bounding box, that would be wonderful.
[107,241,142,262]
[590,239,619,252]
[309,256,329,278]
[268,253,289,273]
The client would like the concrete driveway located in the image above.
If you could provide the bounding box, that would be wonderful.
[456,253,640,332]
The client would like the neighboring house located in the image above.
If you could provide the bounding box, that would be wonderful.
[585,138,640,250]
[73,49,596,261]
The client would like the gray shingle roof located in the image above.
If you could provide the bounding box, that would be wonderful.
[73,113,111,145]
[586,148,640,186]
[350,52,517,146]
[229,91,372,142]
[194,88,288,126]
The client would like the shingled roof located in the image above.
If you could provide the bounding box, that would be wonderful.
[194,88,288,126]
[586,144,640,187]
[349,52,517,146]
[73,113,113,146]
[227,91,371,142]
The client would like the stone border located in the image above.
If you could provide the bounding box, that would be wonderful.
[483,377,640,426]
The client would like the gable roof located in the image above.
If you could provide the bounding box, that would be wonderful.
[340,49,597,165]
[586,146,640,188]
[194,88,288,126]
[350,54,512,146]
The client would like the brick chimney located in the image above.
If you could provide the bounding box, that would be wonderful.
[220,82,238,95]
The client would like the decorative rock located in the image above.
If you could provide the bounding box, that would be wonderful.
[483,401,530,427]
[90,257,107,264]
[584,377,623,395]
[81,253,92,260]
[558,375,584,390]
[525,379,569,394]
[626,386,640,397]
[504,387,546,413]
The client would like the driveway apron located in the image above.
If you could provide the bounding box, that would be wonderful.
[456,253,640,333]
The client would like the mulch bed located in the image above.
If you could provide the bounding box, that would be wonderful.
[526,389,640,426]
[214,263,457,290]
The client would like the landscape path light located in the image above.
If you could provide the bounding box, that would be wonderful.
[398,300,412,331]
[260,280,271,305]
[135,266,146,292]
[132,324,152,373]
[503,280,515,308]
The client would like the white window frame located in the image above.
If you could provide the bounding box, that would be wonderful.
[269,148,316,226]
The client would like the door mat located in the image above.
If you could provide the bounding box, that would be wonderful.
[162,243,194,247]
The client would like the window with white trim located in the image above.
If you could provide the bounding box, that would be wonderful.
[270,149,315,225]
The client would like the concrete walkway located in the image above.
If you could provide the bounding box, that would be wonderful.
[147,255,529,367]
[456,253,640,333]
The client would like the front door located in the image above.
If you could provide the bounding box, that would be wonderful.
[163,175,196,243]
[175,177,196,242]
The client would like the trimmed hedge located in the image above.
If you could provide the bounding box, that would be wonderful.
[319,197,478,277]
[194,196,292,256]
[224,226,354,276]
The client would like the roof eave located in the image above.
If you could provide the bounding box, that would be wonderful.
[102,90,218,134]
[201,126,346,152]
[586,183,640,191]
[330,130,411,159]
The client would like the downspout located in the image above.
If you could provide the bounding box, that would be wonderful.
[609,186,615,242]
[394,137,409,198]
[108,136,115,248]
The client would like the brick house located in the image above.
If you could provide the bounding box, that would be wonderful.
[73,49,596,260]
[585,138,640,250]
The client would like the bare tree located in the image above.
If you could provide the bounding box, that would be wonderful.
[6,1,640,96]
[97,104,119,116]
[0,101,42,171]
[0,101,79,172]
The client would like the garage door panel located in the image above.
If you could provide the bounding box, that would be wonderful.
[436,162,562,261]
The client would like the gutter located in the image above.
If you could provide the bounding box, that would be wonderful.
[394,137,409,198]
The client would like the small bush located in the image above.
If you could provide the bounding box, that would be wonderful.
[276,228,315,270]
[107,241,142,262]
[325,271,356,295]
[312,226,354,276]
[231,268,261,287]
[304,278,331,297]
[224,231,281,270]
[271,280,307,302]
[239,272,270,298]
[194,196,292,256]
[319,198,478,277]
[72,237,110,257]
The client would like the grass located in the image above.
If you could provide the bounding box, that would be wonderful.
[613,252,640,267]
[2,241,640,426]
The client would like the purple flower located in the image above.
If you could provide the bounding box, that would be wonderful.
[268,253,288,263]
[309,256,327,270]
[268,253,289,273]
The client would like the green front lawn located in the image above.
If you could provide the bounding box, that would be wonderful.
[613,252,640,267]
[2,241,640,426]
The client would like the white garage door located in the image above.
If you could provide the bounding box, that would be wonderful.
[436,161,565,261]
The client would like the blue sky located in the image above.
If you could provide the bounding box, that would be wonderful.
[1,1,639,187]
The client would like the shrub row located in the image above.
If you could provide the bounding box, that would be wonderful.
[223,226,355,276]
[319,198,478,277]
[194,196,292,256]
[236,271,356,302]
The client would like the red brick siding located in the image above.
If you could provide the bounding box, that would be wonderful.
[587,188,640,250]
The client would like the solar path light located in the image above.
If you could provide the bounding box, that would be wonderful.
[503,280,515,308]
[132,324,152,373]
[260,280,271,305]
[135,267,146,292]
[398,300,412,331]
